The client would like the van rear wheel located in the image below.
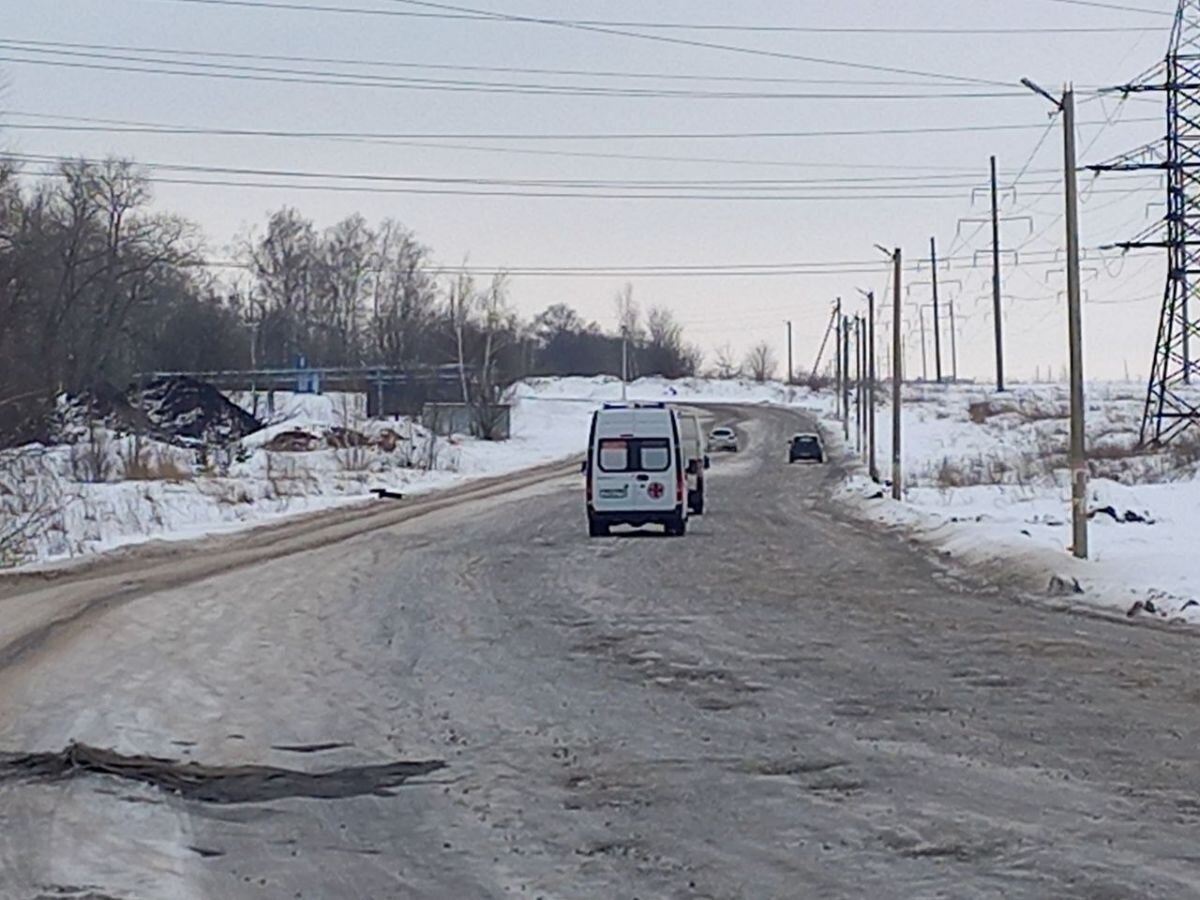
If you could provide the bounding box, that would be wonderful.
[588,517,609,537]
[666,514,687,537]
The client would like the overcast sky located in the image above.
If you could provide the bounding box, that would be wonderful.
[0,0,1179,382]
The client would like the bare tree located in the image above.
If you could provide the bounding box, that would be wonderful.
[316,214,374,366]
[614,283,641,382]
[643,306,700,378]
[472,273,515,439]
[447,269,476,408]
[241,207,319,366]
[369,220,436,368]
[744,342,777,383]
[713,342,741,379]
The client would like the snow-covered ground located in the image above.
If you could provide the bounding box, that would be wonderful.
[0,388,595,568]
[828,381,1200,626]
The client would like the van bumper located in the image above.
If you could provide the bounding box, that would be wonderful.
[588,505,685,528]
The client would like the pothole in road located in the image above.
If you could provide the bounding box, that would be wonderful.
[31,887,125,900]
[0,742,446,804]
[740,758,846,777]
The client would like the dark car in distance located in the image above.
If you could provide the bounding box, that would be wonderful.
[788,432,824,464]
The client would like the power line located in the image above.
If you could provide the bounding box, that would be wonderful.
[0,49,1028,100]
[0,117,1060,173]
[3,149,1077,189]
[1036,0,1173,15]
[13,152,1163,198]
[143,0,1172,32]
[188,245,1157,277]
[1,111,1160,142]
[0,38,1067,88]
[381,0,1016,88]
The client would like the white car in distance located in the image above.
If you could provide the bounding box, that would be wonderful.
[708,426,739,453]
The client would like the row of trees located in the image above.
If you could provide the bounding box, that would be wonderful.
[1,157,779,446]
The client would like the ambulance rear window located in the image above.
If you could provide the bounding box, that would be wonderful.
[639,441,670,471]
[598,438,671,472]
[598,440,628,471]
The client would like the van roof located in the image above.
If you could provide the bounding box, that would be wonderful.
[594,406,676,439]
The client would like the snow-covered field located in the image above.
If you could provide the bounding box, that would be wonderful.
[829,381,1200,626]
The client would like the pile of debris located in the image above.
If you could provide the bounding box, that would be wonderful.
[138,376,262,446]
[59,376,262,448]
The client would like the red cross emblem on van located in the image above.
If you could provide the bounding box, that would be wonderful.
[647,482,665,499]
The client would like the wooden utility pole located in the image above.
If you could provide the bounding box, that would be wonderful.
[991,154,1006,393]
[859,316,869,460]
[867,291,878,480]
[891,248,903,500]
[842,314,851,442]
[930,236,943,382]
[1021,78,1087,559]
[917,304,929,381]
[948,298,959,382]
[812,302,838,381]
[834,298,843,418]
[1062,87,1088,559]
[854,316,862,453]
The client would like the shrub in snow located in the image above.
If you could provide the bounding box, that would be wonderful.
[68,422,119,484]
[0,447,66,566]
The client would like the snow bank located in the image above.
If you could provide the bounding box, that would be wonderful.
[826,381,1200,625]
[516,374,830,410]
[2,388,596,569]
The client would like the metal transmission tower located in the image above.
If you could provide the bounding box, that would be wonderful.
[1093,0,1200,445]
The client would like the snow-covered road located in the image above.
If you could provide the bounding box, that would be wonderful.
[2,404,1198,899]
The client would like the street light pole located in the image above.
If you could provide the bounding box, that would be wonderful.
[873,245,904,500]
[857,288,880,482]
[990,154,1006,392]
[1023,77,1088,560]
[786,319,794,385]
[892,248,903,500]
[930,236,943,383]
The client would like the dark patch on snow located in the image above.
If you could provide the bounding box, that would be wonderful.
[326,427,370,448]
[370,488,405,500]
[270,741,354,754]
[31,886,125,900]
[1089,505,1154,524]
[1048,575,1084,596]
[262,429,320,452]
[188,846,225,859]
[0,741,445,804]
[1128,598,1165,618]
[740,758,845,777]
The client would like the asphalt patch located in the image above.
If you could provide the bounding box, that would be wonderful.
[0,742,445,804]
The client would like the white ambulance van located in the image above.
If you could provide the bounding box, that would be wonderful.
[584,402,689,537]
